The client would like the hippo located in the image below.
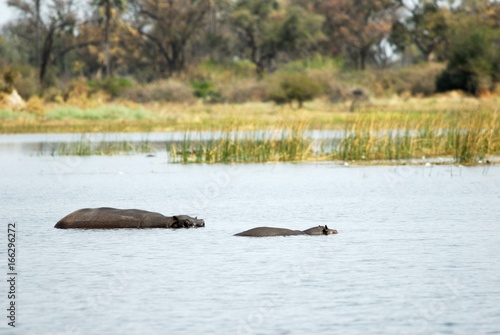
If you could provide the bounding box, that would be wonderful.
[54,207,205,229]
[234,225,337,237]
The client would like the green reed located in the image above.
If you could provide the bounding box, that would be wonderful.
[170,110,498,164]
[49,139,154,156]
[169,126,316,164]
[40,109,498,163]
[330,110,498,163]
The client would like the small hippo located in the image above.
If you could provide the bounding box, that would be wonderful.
[235,225,337,237]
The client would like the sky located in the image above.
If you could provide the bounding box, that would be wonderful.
[0,0,16,26]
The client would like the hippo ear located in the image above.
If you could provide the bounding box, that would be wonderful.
[325,225,329,230]
[172,216,180,228]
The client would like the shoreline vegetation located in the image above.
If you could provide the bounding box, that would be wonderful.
[15,96,498,165]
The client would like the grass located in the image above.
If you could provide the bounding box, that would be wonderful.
[53,140,154,156]
[40,135,155,156]
[1,95,498,134]
[170,110,499,164]
[45,105,150,121]
[170,126,314,163]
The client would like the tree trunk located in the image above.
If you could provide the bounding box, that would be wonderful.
[104,0,111,78]
[35,0,41,84]
[39,28,55,86]
[255,61,265,78]
[360,48,368,71]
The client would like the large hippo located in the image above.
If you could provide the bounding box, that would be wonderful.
[54,207,205,229]
[234,225,337,237]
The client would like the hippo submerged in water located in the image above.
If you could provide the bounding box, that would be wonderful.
[234,225,337,237]
[54,207,205,229]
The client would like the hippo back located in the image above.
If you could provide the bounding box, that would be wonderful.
[234,227,305,237]
[54,207,169,229]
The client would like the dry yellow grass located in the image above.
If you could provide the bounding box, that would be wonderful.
[0,95,498,134]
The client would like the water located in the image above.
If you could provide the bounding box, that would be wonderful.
[1,139,499,335]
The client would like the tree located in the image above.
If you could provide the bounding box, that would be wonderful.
[230,0,325,76]
[390,1,450,62]
[130,0,213,78]
[68,13,130,79]
[436,24,500,95]
[92,0,127,78]
[316,0,398,70]
[7,0,78,86]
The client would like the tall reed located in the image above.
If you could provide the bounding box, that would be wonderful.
[169,124,316,163]
[48,139,154,156]
[170,110,498,164]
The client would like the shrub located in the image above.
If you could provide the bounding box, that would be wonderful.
[87,77,133,98]
[120,79,195,103]
[24,96,45,116]
[190,78,224,103]
[436,26,500,95]
[221,79,269,103]
[43,87,64,103]
[1,69,19,93]
[405,65,443,96]
[268,72,324,108]
[0,64,40,99]
[64,77,90,102]
[390,63,445,96]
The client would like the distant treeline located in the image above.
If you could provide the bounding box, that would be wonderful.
[0,0,499,96]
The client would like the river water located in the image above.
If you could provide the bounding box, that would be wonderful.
[0,136,499,335]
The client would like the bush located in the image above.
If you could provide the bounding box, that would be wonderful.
[43,86,64,103]
[190,78,224,103]
[87,77,133,98]
[221,79,269,103]
[120,79,195,103]
[0,64,40,99]
[436,26,500,95]
[268,72,324,108]
[24,96,45,116]
[390,63,445,96]
[64,77,90,101]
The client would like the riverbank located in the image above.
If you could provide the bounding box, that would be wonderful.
[1,96,498,165]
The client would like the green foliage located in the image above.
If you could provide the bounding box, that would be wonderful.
[87,77,133,97]
[279,5,326,55]
[0,36,26,64]
[190,78,224,103]
[231,0,326,75]
[268,72,324,108]
[390,2,449,61]
[436,26,500,95]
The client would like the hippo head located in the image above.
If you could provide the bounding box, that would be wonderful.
[171,215,205,228]
[302,225,338,235]
[322,225,338,235]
